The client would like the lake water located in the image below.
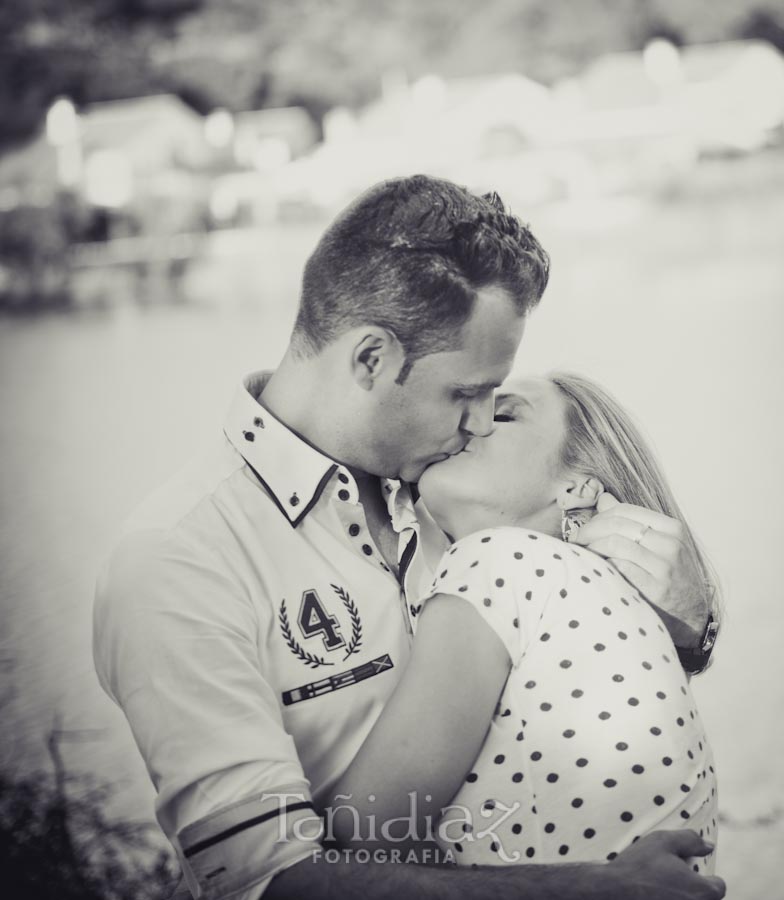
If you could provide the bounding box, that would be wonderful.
[2,156,783,897]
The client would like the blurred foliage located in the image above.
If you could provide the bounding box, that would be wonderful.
[0,735,179,900]
[0,0,782,151]
[0,193,96,310]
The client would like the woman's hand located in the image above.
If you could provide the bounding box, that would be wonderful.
[570,493,710,648]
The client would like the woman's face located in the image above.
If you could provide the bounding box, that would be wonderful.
[418,377,570,539]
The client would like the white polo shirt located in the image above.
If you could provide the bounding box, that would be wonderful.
[94,372,444,900]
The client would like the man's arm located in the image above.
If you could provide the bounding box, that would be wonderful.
[572,494,714,650]
[267,830,724,900]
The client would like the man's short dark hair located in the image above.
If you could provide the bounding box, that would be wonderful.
[292,174,550,382]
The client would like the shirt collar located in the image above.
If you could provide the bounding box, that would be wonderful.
[224,371,339,527]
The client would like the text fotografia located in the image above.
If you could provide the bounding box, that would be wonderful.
[266,791,524,863]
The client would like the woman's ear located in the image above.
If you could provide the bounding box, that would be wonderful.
[350,328,404,390]
[558,475,604,511]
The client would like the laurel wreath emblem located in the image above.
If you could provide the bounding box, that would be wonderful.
[278,586,363,668]
[331,584,363,661]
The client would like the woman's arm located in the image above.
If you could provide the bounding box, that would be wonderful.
[320,593,511,852]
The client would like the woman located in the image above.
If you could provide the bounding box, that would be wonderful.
[325,373,718,872]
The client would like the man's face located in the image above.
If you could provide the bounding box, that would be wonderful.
[366,286,526,483]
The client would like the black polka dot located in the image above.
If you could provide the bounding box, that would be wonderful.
[525,679,536,689]
[243,431,255,442]
[348,524,360,537]
[618,631,628,640]
[594,643,606,652]
[525,591,533,601]
[454,842,463,853]
[581,576,591,583]
[650,726,662,736]
[495,578,505,587]
[632,764,645,774]
[662,756,673,766]
[568,619,579,628]
[528,534,538,540]
[483,800,496,811]
[540,702,552,712]
[642,661,652,670]
[560,659,572,669]
[481,536,491,543]
[612,674,624,682]
[560,588,568,598]
[602,607,611,616]
[470,560,479,568]
[615,742,628,751]
[512,772,523,783]
[680,810,691,820]
[513,617,519,628]
[563,729,575,739]
[540,633,550,642]
[516,731,524,741]
[362,544,373,555]
[607,852,618,861]
[598,711,611,720]
[512,823,523,834]
[559,845,569,856]
[584,828,596,839]
[483,597,492,607]
[628,697,639,707]
[547,773,559,783]
[490,842,499,853]
[639,627,647,636]
[620,811,633,822]
[514,552,523,559]
[680,784,691,793]
[576,758,588,767]
[466,772,478,782]
[494,754,505,764]
[571,798,583,809]
[544,822,555,833]
[530,751,542,761]
[604,779,617,788]
[536,569,545,577]
[526,848,535,858]
[338,472,349,484]
[676,717,685,727]
[571,689,584,698]
[662,653,671,663]
[654,795,665,805]
[656,691,666,700]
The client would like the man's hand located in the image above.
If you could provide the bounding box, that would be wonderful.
[606,830,724,899]
[572,493,709,648]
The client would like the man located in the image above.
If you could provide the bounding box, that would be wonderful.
[94,176,723,900]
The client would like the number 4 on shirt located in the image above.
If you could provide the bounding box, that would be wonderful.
[298,589,346,651]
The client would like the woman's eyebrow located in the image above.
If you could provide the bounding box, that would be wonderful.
[495,393,533,410]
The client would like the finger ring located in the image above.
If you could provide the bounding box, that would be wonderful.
[634,525,651,545]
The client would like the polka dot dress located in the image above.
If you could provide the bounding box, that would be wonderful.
[419,527,718,871]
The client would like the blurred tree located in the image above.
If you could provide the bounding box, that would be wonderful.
[735,7,784,51]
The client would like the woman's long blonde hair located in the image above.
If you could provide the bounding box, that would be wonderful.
[550,371,721,620]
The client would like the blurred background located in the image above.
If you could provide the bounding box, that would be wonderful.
[1,1,783,897]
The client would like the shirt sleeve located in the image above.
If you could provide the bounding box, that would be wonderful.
[420,528,562,668]
[93,529,322,900]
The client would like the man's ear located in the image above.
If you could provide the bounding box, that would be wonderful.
[351,328,404,390]
[558,475,604,511]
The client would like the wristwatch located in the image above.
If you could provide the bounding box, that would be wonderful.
[676,614,719,675]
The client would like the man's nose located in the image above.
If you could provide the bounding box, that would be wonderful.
[462,394,495,437]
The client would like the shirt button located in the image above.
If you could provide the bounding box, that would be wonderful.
[348,524,360,537]
[338,489,350,501]
[243,430,255,442]
[362,544,373,556]
[338,472,349,484]
[289,493,300,506]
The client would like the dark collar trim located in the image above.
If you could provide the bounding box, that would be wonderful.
[227,430,337,528]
